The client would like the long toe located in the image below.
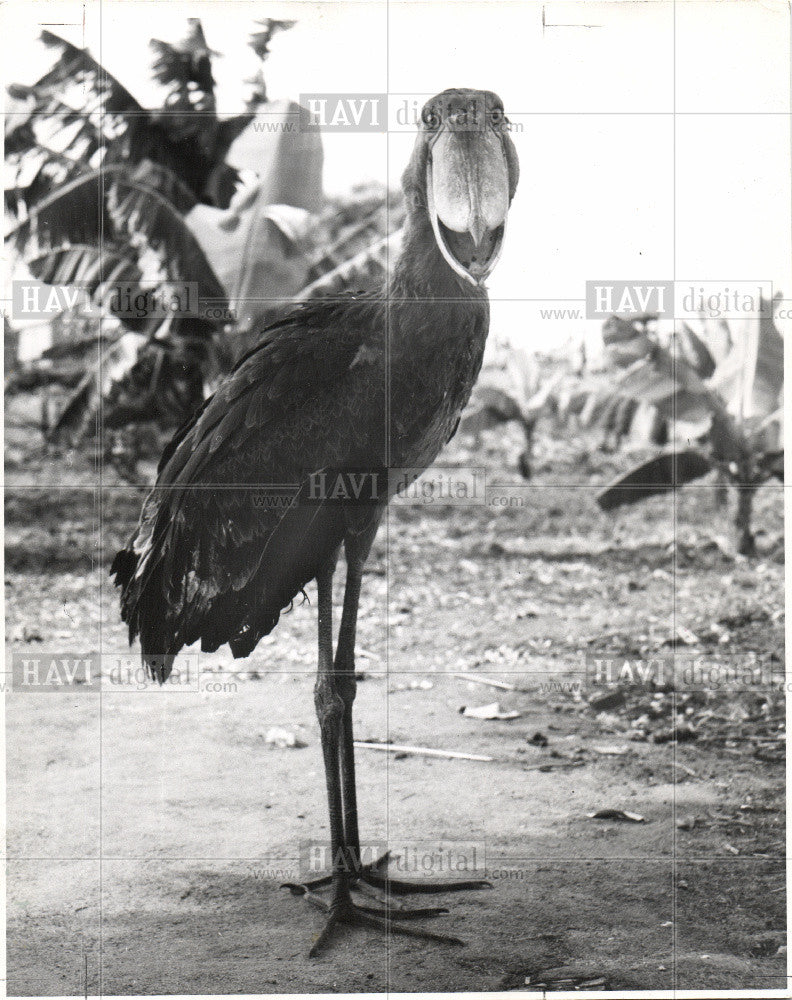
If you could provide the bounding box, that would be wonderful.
[354,880,449,916]
[362,870,493,894]
[349,907,466,947]
[358,852,491,894]
[309,900,466,956]
[355,901,451,920]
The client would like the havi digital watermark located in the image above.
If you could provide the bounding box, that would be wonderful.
[12,280,200,321]
[10,651,200,692]
[586,280,773,320]
[586,655,782,692]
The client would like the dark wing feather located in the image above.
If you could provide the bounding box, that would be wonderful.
[112,295,385,679]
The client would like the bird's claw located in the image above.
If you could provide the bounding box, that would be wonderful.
[304,890,465,957]
[283,851,493,955]
[282,877,449,916]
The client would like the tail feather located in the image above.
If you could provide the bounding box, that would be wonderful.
[111,489,340,681]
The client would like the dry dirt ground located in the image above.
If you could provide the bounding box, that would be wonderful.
[5,420,786,994]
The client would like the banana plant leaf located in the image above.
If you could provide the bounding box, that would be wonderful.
[602,314,657,368]
[47,332,145,441]
[676,323,716,379]
[708,303,784,424]
[615,343,710,405]
[596,449,714,511]
[11,162,228,342]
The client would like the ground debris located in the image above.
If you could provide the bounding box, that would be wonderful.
[527,731,549,747]
[451,672,517,691]
[588,689,626,712]
[460,702,522,720]
[11,624,43,643]
[576,673,784,753]
[587,808,645,823]
[653,724,697,744]
[391,678,434,691]
[747,931,786,957]
[515,966,610,991]
[354,740,494,762]
[263,727,308,749]
[675,625,700,646]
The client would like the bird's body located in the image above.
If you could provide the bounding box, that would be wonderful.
[113,87,518,953]
[113,224,489,670]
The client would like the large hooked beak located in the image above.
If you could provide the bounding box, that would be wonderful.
[426,125,510,287]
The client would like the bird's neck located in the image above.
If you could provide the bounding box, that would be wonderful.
[389,211,488,307]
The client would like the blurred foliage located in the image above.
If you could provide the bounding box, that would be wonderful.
[5,19,289,440]
[595,299,784,555]
[6,21,405,472]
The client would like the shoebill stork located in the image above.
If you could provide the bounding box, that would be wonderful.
[112,88,519,955]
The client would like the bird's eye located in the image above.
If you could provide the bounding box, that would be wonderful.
[490,107,505,125]
[422,107,441,130]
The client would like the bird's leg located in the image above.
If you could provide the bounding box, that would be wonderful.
[335,551,363,870]
[334,555,446,921]
[289,548,465,955]
[300,560,358,956]
[282,551,368,896]
[334,541,489,907]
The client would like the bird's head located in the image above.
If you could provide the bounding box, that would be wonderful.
[402,88,519,287]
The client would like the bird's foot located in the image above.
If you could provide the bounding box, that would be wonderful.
[286,876,449,917]
[295,886,465,957]
[282,851,491,955]
[282,850,491,897]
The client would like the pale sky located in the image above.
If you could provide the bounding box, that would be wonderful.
[3,0,791,348]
